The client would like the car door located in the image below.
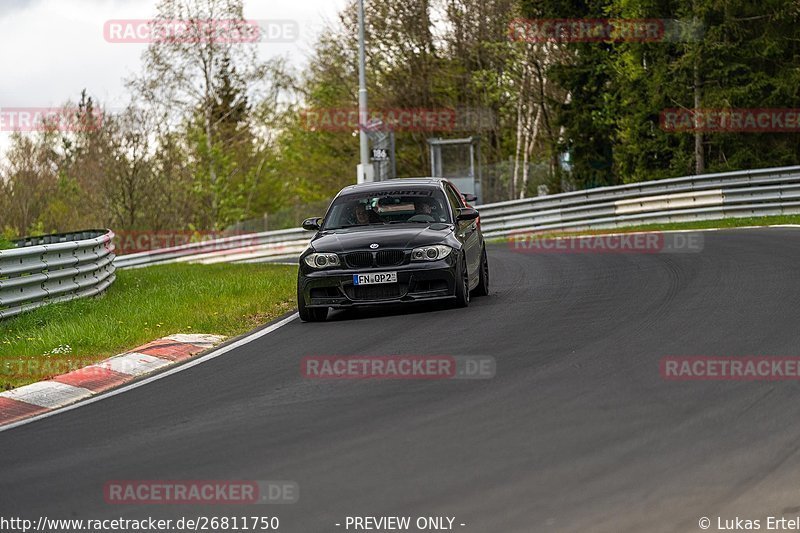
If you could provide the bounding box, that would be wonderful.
[444,183,481,280]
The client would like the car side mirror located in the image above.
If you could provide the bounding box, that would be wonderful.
[462,193,478,203]
[302,217,322,231]
[457,207,479,221]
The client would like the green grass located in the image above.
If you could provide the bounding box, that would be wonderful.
[0,239,13,250]
[0,263,297,390]
[491,214,800,242]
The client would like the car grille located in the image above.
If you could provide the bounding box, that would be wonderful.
[345,250,406,269]
[345,284,406,301]
[310,287,341,300]
[376,250,404,267]
[410,279,449,293]
[345,251,373,268]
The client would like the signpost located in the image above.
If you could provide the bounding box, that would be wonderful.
[356,0,373,183]
[365,119,396,182]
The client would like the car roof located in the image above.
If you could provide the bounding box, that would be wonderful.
[337,177,447,196]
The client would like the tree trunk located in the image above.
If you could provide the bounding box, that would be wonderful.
[205,100,217,227]
[512,62,529,200]
[693,19,704,175]
[522,103,543,199]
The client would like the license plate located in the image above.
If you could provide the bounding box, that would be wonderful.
[353,272,398,285]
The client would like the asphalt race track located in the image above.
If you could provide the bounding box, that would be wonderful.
[3,228,800,532]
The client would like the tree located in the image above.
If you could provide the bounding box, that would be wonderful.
[1,133,60,235]
[128,0,284,228]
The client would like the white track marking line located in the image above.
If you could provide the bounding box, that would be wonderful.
[0,313,299,433]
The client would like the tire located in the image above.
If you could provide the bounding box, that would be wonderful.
[472,246,489,297]
[297,279,328,322]
[454,254,470,308]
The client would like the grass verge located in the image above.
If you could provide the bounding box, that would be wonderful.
[0,262,297,390]
[490,214,800,242]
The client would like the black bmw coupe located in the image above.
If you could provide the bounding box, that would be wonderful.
[297,178,489,322]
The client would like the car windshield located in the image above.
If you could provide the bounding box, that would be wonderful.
[323,188,451,229]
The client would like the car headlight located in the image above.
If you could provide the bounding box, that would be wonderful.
[304,253,341,269]
[411,245,452,261]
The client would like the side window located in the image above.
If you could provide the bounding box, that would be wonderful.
[444,184,463,221]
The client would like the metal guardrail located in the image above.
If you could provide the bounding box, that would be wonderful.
[113,228,309,269]
[0,230,116,319]
[477,166,800,237]
[112,165,800,269]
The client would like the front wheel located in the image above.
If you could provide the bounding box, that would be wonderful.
[472,246,489,297]
[298,281,328,322]
[454,254,470,308]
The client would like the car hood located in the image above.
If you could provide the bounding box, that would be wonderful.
[311,224,453,253]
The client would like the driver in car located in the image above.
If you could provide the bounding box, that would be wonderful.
[413,198,442,222]
[353,202,370,225]
[349,202,381,225]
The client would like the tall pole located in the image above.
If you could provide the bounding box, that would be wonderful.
[357,0,372,183]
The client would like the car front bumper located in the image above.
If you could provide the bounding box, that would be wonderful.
[299,259,457,308]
